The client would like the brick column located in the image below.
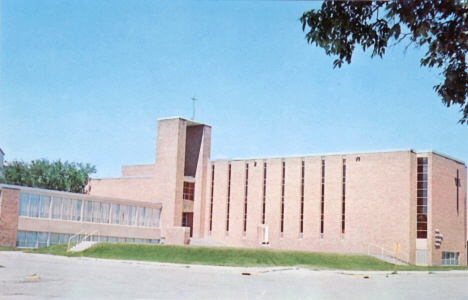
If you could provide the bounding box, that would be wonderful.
[0,187,20,247]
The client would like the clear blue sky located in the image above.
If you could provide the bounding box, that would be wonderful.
[1,0,467,178]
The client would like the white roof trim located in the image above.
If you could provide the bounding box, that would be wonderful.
[415,150,465,164]
[211,149,416,162]
[92,175,154,180]
[211,149,465,165]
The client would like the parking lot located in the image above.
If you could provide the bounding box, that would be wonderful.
[1,251,468,299]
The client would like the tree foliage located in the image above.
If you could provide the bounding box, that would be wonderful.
[0,159,96,193]
[300,0,468,123]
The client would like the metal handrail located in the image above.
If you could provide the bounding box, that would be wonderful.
[382,244,409,263]
[368,243,409,264]
[83,230,100,243]
[68,229,86,250]
[368,243,387,258]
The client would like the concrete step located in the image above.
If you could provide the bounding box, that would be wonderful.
[69,241,99,252]
[369,254,408,265]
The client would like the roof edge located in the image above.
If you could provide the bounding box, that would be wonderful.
[91,175,154,180]
[0,183,162,208]
[157,116,210,127]
[416,150,465,165]
[210,149,417,162]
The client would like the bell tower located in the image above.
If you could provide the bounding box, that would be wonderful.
[154,117,211,238]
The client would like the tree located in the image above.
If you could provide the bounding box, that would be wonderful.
[300,0,468,123]
[0,159,96,193]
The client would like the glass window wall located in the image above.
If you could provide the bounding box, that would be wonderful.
[442,252,459,266]
[18,193,161,228]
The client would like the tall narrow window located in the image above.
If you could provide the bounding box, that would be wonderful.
[417,157,428,239]
[300,160,305,238]
[262,162,267,225]
[209,164,215,234]
[243,163,249,235]
[40,195,51,218]
[71,199,82,221]
[19,193,29,216]
[320,159,325,238]
[226,163,232,234]
[29,194,41,218]
[342,159,346,237]
[62,198,73,221]
[280,161,285,237]
[456,169,461,213]
[111,204,120,225]
[52,197,63,220]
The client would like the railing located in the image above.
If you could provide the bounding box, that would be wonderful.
[367,243,409,264]
[68,229,86,251]
[383,244,409,263]
[83,230,100,243]
[67,230,101,251]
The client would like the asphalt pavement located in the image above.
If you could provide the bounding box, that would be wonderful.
[1,251,467,299]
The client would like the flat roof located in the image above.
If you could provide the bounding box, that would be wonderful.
[416,150,465,165]
[211,149,465,165]
[0,183,162,208]
[92,175,154,180]
[157,116,210,127]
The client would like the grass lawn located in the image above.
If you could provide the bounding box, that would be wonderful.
[9,243,466,271]
[0,247,23,252]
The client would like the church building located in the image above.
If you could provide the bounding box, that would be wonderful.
[1,117,466,266]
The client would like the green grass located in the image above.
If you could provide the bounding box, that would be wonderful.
[21,243,468,271]
[0,247,23,251]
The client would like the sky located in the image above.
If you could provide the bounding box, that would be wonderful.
[1,0,467,179]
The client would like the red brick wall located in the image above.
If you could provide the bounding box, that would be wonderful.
[204,151,415,260]
[0,188,20,247]
[88,177,157,203]
[430,153,467,266]
[121,164,156,177]
[154,118,187,228]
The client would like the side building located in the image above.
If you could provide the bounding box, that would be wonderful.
[0,148,4,175]
[0,117,466,266]
[0,185,163,248]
